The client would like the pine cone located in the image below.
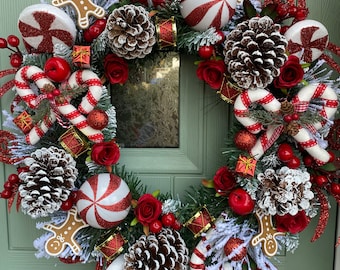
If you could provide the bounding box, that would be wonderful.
[124,228,189,270]
[18,146,78,218]
[280,100,295,115]
[106,5,156,59]
[285,121,299,136]
[223,16,287,89]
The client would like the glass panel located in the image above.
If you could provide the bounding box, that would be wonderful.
[111,52,179,148]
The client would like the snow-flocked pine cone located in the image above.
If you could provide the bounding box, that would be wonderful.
[18,146,78,218]
[124,228,189,270]
[223,16,288,89]
[106,4,156,59]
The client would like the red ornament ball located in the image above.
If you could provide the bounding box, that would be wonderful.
[87,109,109,130]
[224,237,247,261]
[234,130,257,151]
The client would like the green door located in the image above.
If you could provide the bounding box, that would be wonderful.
[0,1,339,270]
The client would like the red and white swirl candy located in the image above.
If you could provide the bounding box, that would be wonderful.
[234,84,339,165]
[76,173,132,229]
[14,66,104,144]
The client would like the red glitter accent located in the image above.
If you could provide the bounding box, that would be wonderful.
[184,0,234,29]
[287,26,328,63]
[18,11,74,53]
[311,187,329,242]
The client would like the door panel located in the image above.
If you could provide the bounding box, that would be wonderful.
[0,1,339,270]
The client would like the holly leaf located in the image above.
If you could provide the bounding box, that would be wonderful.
[243,0,258,19]
[320,162,337,172]
[260,3,279,20]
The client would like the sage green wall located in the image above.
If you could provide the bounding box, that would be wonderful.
[0,1,339,270]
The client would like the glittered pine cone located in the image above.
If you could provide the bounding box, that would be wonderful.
[124,228,189,269]
[18,146,77,218]
[223,16,288,89]
[106,4,156,59]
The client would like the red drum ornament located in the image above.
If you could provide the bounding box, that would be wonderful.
[180,0,237,31]
[76,173,132,229]
[156,17,177,49]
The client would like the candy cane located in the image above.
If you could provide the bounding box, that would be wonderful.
[14,66,57,145]
[234,88,281,134]
[57,70,104,142]
[235,84,338,165]
[190,218,233,270]
[14,66,104,144]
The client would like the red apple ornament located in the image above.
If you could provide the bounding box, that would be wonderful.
[228,188,255,215]
[44,57,71,82]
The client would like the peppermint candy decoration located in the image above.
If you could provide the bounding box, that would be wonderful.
[234,84,339,165]
[18,4,76,53]
[14,65,104,144]
[180,0,237,31]
[284,19,329,63]
[76,173,132,229]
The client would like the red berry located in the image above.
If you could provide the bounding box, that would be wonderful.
[280,25,290,35]
[295,8,308,21]
[88,25,102,39]
[60,198,73,211]
[330,183,340,196]
[276,4,288,17]
[171,219,182,230]
[3,181,13,190]
[215,30,225,45]
[0,38,7,48]
[286,156,301,169]
[291,113,299,120]
[314,175,328,187]
[94,19,107,30]
[277,143,294,162]
[7,35,20,47]
[7,173,20,184]
[70,190,78,203]
[52,89,61,96]
[83,30,94,43]
[1,189,13,199]
[283,115,292,123]
[161,213,176,227]
[149,220,163,233]
[303,155,314,167]
[10,53,22,68]
[198,45,214,59]
[288,6,298,16]
[47,93,54,100]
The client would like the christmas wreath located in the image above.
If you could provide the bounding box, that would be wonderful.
[0,0,340,269]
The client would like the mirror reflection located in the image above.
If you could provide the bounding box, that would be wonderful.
[111,52,179,148]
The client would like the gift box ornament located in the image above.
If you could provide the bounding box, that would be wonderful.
[218,74,243,104]
[235,155,257,177]
[13,111,34,134]
[156,16,177,49]
[184,205,215,238]
[72,46,91,68]
[59,126,89,158]
[95,230,126,261]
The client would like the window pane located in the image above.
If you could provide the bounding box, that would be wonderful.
[111,52,179,148]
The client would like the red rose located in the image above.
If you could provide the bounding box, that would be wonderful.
[274,55,304,88]
[275,211,311,234]
[134,194,162,226]
[104,54,128,84]
[91,141,120,166]
[196,59,226,90]
[213,166,236,196]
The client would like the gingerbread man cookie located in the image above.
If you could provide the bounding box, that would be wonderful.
[52,0,105,29]
[251,210,285,257]
[44,207,89,256]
